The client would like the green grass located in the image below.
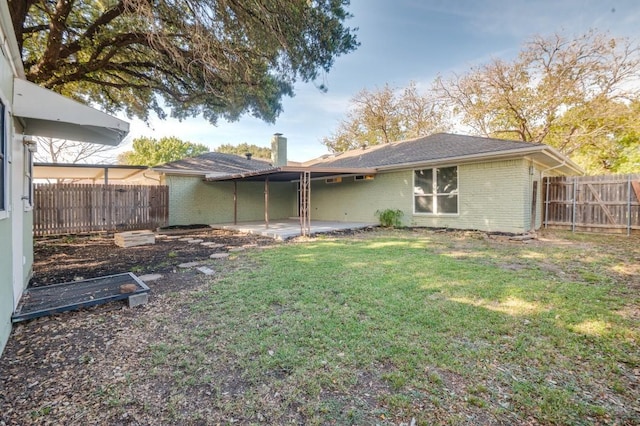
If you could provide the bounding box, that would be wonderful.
[144,229,639,424]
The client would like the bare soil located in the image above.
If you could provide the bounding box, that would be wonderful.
[29,227,277,291]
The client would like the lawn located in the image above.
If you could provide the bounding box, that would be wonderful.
[1,229,638,425]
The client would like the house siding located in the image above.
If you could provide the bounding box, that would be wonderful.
[311,171,411,224]
[166,175,295,225]
[0,46,14,354]
[0,216,12,355]
[412,159,530,233]
[311,159,532,233]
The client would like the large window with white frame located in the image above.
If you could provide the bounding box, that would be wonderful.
[0,98,6,214]
[414,166,458,214]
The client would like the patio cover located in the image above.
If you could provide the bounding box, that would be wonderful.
[34,163,153,183]
[12,78,129,146]
[203,166,377,182]
[203,166,377,236]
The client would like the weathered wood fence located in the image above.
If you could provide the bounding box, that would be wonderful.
[543,174,640,235]
[33,184,169,236]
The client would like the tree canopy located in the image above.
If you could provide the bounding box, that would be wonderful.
[322,30,640,173]
[118,136,209,166]
[322,82,450,152]
[434,30,640,174]
[9,0,358,124]
[215,143,272,159]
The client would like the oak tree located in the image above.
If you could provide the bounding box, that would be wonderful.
[322,82,450,152]
[215,143,272,160]
[9,0,358,124]
[434,30,640,173]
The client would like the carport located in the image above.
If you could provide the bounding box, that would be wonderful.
[204,166,377,238]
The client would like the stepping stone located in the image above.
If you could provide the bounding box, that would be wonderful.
[178,261,201,268]
[137,273,163,282]
[164,236,181,240]
[196,266,215,276]
[228,247,245,252]
[178,238,192,242]
[187,239,203,243]
[210,253,230,259]
[201,242,223,248]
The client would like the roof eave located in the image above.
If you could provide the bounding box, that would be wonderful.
[13,79,129,145]
[373,146,553,172]
[152,168,216,176]
[539,146,584,175]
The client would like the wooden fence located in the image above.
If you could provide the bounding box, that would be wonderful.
[543,174,640,235]
[33,184,169,236]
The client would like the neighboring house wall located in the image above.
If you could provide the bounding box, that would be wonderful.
[12,121,31,305]
[0,45,15,353]
[0,80,33,356]
[166,175,295,225]
[312,159,535,233]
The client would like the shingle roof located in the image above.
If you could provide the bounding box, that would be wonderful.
[155,152,273,174]
[307,133,545,169]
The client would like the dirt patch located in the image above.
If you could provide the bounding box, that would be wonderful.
[30,228,277,287]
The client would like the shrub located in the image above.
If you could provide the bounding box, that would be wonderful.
[375,209,404,227]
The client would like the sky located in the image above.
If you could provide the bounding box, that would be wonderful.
[116,0,640,162]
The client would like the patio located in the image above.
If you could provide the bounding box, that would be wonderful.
[211,219,378,240]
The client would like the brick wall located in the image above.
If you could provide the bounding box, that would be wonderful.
[311,159,532,233]
[166,175,295,225]
[165,159,536,233]
[311,171,411,224]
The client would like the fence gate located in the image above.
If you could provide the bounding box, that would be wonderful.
[543,174,640,235]
[33,183,169,236]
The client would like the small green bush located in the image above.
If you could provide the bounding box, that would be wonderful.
[375,208,404,227]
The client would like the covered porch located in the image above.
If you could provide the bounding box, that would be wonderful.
[211,219,377,240]
[204,166,377,238]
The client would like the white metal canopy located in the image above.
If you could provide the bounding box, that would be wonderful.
[33,163,154,182]
[12,78,129,146]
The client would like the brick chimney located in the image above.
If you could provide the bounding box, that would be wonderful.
[271,133,287,167]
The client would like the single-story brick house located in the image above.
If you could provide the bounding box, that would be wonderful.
[153,132,582,234]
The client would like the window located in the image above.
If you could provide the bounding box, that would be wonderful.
[325,177,342,184]
[414,166,458,214]
[0,99,6,213]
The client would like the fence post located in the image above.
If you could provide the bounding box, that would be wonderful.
[544,177,550,228]
[628,175,632,237]
[572,176,577,233]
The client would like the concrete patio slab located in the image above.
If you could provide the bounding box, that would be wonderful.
[211,220,377,240]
